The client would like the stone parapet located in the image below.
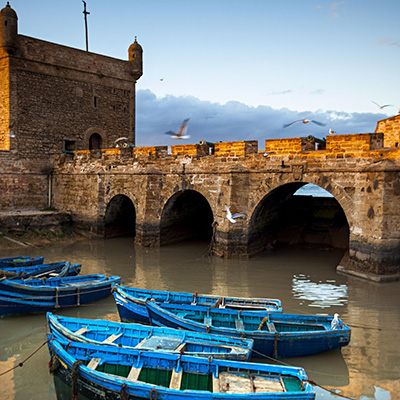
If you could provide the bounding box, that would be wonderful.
[375,115,400,148]
[214,140,258,156]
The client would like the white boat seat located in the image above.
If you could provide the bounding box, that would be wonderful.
[127,366,142,381]
[74,327,88,335]
[87,357,101,370]
[169,368,183,390]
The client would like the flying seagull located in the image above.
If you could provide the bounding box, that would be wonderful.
[329,129,336,135]
[165,119,190,139]
[371,101,392,109]
[283,119,326,128]
[225,204,246,224]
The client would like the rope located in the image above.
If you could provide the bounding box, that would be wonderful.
[0,339,49,377]
[250,348,355,399]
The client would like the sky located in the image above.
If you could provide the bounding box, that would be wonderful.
[7,0,400,147]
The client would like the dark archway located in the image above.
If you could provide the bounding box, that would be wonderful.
[160,190,213,246]
[104,195,136,239]
[248,183,349,256]
[89,133,102,150]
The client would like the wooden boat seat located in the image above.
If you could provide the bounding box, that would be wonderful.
[169,368,183,390]
[87,357,101,370]
[127,366,142,381]
[219,372,283,393]
[74,327,88,335]
[174,342,186,352]
[213,376,220,393]
[102,333,123,344]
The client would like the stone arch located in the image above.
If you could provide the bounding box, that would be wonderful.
[247,181,350,257]
[83,127,107,150]
[160,189,213,246]
[104,194,136,238]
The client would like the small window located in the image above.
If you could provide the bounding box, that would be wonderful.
[94,96,97,108]
[64,140,76,151]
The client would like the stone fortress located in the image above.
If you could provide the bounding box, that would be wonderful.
[1,3,400,280]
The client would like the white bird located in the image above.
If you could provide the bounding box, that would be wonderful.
[165,119,190,139]
[329,129,336,135]
[331,313,341,330]
[371,101,392,109]
[114,137,129,148]
[283,119,326,128]
[225,204,246,223]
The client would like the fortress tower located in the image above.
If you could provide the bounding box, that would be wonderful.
[0,2,142,209]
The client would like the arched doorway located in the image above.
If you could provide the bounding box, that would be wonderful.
[248,183,349,256]
[160,190,213,246]
[89,133,102,150]
[104,195,135,239]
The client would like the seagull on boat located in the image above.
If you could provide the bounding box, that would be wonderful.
[331,313,341,330]
[283,119,326,128]
[225,204,246,224]
[329,129,336,135]
[165,119,190,139]
[371,101,392,109]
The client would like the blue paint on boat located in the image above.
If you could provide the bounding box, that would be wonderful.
[113,285,282,324]
[0,261,81,279]
[0,256,44,267]
[48,337,316,399]
[0,274,121,316]
[47,312,254,361]
[146,301,351,359]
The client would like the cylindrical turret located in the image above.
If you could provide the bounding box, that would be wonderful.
[0,2,18,54]
[128,36,143,79]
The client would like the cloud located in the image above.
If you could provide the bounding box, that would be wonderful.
[378,38,400,48]
[135,89,385,149]
[267,90,294,96]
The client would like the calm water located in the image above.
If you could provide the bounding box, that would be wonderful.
[0,238,399,399]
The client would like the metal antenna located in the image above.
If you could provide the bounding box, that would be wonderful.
[82,1,90,51]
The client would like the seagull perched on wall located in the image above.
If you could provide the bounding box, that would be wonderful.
[114,137,129,148]
[371,101,392,109]
[329,129,336,135]
[165,119,190,139]
[283,119,326,128]
[225,204,246,223]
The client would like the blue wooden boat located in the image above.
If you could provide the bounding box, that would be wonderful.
[146,302,351,359]
[0,274,121,316]
[0,255,44,267]
[0,261,81,279]
[48,337,315,399]
[47,312,254,361]
[113,285,282,324]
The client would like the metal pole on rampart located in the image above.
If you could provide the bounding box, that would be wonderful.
[82,1,90,52]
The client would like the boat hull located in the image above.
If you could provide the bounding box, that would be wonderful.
[47,312,254,361]
[146,302,351,359]
[48,338,316,399]
[0,256,44,267]
[113,285,282,324]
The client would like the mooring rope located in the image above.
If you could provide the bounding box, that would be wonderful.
[0,338,49,377]
[251,348,355,399]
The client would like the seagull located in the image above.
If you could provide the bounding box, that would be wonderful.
[165,119,190,139]
[225,204,246,224]
[283,119,326,128]
[371,101,392,109]
[331,313,341,330]
[329,129,336,135]
[262,151,276,157]
[114,137,129,148]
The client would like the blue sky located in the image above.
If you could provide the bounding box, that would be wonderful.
[8,0,400,147]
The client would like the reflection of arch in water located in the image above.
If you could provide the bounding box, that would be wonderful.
[104,194,136,239]
[160,190,213,246]
[248,182,349,256]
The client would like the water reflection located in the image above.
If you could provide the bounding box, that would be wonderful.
[292,274,348,308]
[0,238,399,400]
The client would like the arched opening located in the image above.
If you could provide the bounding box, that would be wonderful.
[248,183,349,256]
[89,133,102,150]
[160,190,213,246]
[104,195,136,239]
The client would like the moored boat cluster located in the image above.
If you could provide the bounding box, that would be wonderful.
[2,254,351,399]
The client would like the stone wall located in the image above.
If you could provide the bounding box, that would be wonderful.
[375,115,400,148]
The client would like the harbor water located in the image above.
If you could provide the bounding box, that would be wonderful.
[0,237,399,399]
